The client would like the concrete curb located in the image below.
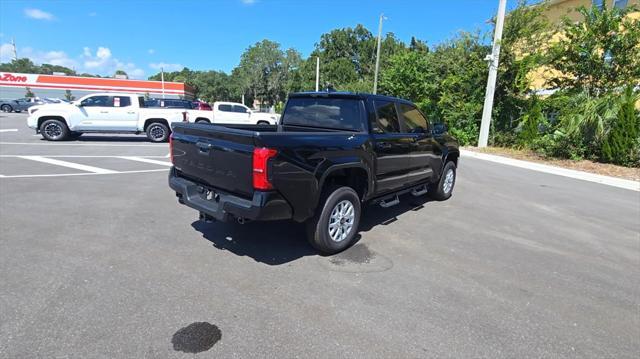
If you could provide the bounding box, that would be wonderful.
[460,149,640,192]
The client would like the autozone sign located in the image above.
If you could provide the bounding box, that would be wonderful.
[0,73,28,82]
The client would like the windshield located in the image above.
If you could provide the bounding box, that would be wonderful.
[281,97,364,131]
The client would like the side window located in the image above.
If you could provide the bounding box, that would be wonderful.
[81,95,112,107]
[112,96,131,107]
[233,105,248,113]
[399,103,428,132]
[373,100,400,133]
[218,104,233,112]
[138,97,145,108]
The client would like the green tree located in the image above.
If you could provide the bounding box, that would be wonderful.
[114,69,128,78]
[25,87,35,98]
[601,87,640,166]
[0,58,40,73]
[548,5,640,95]
[64,89,74,101]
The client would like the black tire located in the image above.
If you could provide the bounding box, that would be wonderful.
[195,119,209,124]
[306,186,361,255]
[429,161,456,201]
[14,110,21,113]
[40,119,70,141]
[1,104,12,113]
[257,120,269,125]
[146,122,170,142]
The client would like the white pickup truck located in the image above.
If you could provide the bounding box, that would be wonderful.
[27,92,187,142]
[206,101,280,125]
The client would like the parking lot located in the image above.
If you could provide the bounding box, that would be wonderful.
[1,111,638,358]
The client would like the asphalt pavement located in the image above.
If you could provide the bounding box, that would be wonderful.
[1,112,638,358]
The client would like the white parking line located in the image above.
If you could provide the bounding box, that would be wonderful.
[0,168,168,179]
[0,155,168,158]
[0,129,18,133]
[461,149,640,192]
[18,156,117,174]
[119,156,173,167]
[0,142,166,147]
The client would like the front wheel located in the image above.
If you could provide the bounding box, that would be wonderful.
[429,161,456,201]
[1,104,12,113]
[146,122,170,142]
[306,186,361,255]
[40,119,70,141]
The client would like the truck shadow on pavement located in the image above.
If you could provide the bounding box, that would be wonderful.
[191,220,316,265]
[190,193,432,265]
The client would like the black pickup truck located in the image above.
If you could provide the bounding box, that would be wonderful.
[169,92,459,254]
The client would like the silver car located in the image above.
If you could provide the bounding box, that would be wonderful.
[0,98,41,113]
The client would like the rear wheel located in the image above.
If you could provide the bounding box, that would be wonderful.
[146,122,170,142]
[429,161,456,201]
[195,119,209,124]
[257,120,270,125]
[1,104,12,112]
[306,186,361,255]
[40,119,69,141]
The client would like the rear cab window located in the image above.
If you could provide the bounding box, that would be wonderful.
[372,100,400,133]
[218,104,233,112]
[281,97,365,131]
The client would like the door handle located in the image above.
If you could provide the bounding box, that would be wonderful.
[100,111,109,113]
[127,111,135,114]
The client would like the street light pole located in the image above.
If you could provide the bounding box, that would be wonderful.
[315,56,320,92]
[161,67,166,99]
[373,13,385,94]
[478,0,507,148]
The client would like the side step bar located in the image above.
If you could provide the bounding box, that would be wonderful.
[411,185,428,196]
[379,195,400,208]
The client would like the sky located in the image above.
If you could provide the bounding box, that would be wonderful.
[0,0,518,79]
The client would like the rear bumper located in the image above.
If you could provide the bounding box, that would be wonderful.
[169,167,292,222]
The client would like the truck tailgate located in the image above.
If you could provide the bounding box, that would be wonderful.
[171,124,256,197]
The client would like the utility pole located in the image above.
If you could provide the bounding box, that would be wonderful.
[161,67,165,99]
[478,0,507,148]
[315,56,320,92]
[373,13,386,94]
[11,38,18,60]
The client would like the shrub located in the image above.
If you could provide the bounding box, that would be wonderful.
[601,87,640,166]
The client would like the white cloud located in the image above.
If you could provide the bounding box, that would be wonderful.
[147,49,155,55]
[0,44,146,79]
[24,8,54,21]
[88,12,97,17]
[82,46,145,78]
[241,0,257,4]
[149,62,183,72]
[0,43,14,62]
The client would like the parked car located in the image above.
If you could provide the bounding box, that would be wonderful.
[0,98,40,113]
[27,92,188,142]
[192,100,212,111]
[210,101,279,125]
[145,98,193,109]
[169,92,459,254]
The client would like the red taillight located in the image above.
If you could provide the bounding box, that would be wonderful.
[253,147,278,190]
[169,134,174,163]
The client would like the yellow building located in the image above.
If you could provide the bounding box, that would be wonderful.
[528,0,639,91]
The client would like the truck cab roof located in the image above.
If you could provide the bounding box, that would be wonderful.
[288,91,414,105]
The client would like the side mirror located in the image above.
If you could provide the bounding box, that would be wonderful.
[433,123,448,135]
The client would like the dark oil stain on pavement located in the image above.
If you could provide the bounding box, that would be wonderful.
[172,322,221,353]
[319,243,394,273]
[330,243,375,265]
